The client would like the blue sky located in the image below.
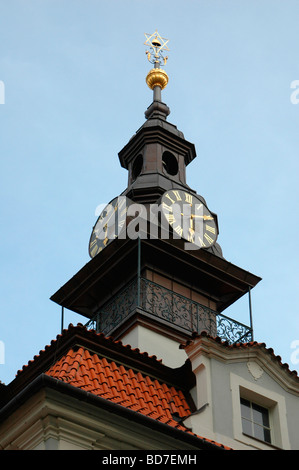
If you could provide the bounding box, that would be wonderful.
[0,0,298,384]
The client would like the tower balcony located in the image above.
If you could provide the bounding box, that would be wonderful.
[85,277,253,345]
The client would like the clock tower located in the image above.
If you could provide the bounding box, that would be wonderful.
[51,31,261,367]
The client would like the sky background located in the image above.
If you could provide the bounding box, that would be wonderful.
[0,0,298,385]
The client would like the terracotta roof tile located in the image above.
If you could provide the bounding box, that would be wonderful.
[9,322,299,450]
[9,324,232,449]
[46,346,194,432]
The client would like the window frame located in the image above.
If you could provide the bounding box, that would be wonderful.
[230,372,290,449]
[240,397,271,444]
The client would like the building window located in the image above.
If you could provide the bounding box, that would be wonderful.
[231,373,290,449]
[162,151,178,176]
[132,155,143,181]
[240,398,271,444]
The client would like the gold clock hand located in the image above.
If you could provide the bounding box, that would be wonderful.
[191,214,214,220]
[180,212,213,221]
[180,212,192,217]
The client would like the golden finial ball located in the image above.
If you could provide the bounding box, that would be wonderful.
[146,68,169,90]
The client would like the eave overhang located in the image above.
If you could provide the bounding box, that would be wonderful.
[50,237,261,317]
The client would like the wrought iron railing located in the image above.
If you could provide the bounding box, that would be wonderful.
[85,277,253,344]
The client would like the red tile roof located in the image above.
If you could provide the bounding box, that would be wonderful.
[44,344,232,450]
[4,324,297,451]
[46,347,192,429]
[2,324,231,449]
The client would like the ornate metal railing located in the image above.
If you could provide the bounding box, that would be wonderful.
[216,313,253,344]
[85,277,253,344]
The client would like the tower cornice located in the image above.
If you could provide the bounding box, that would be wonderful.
[118,122,196,170]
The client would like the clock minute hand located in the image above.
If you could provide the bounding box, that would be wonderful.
[192,214,214,221]
[180,212,213,221]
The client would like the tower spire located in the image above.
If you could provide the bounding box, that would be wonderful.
[144,30,170,120]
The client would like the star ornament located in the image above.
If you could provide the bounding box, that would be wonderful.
[144,30,169,66]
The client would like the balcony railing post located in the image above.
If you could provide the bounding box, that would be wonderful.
[137,237,141,308]
[248,286,254,341]
[96,312,101,333]
[61,306,64,334]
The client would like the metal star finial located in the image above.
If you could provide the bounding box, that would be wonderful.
[144,30,169,67]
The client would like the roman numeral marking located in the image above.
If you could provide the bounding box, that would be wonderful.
[90,245,99,257]
[204,233,214,244]
[165,193,175,204]
[172,190,182,201]
[188,232,195,242]
[174,225,183,236]
[90,238,98,248]
[206,225,216,234]
[166,213,175,225]
[185,193,193,204]
[197,236,206,247]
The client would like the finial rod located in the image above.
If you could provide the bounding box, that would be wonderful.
[153,85,161,101]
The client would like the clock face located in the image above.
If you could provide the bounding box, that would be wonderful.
[89,196,129,258]
[161,189,218,248]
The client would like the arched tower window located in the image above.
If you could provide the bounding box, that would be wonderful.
[132,154,143,181]
[162,151,178,176]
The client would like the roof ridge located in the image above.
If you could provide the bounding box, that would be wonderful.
[14,323,194,392]
[15,323,163,378]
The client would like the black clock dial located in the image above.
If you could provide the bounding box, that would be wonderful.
[161,189,218,248]
[89,196,129,258]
